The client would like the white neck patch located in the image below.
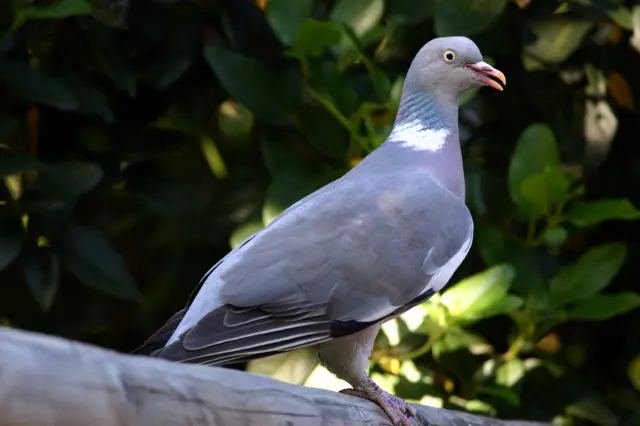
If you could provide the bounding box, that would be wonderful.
[388,120,451,152]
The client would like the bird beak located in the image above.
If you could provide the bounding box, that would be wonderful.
[466,62,506,91]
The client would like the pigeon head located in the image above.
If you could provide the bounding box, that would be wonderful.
[404,36,506,97]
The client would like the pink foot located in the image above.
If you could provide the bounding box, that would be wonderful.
[340,387,417,426]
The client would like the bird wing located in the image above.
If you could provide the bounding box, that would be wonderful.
[158,168,473,365]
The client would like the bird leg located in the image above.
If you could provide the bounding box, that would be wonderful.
[316,326,418,425]
[339,377,417,426]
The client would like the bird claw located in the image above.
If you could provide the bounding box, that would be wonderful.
[340,387,417,426]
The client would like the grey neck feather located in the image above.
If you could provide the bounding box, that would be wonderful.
[374,88,465,200]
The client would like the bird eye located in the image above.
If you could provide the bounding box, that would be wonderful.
[443,50,456,63]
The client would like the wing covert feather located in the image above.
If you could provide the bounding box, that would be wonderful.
[159,169,473,365]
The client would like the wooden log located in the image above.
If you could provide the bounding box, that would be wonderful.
[0,326,549,426]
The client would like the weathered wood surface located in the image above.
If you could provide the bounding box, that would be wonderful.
[0,326,549,426]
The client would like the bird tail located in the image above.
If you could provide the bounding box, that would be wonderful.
[155,304,333,366]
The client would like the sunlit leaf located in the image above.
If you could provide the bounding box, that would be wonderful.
[440,263,516,323]
[304,364,350,392]
[200,137,228,179]
[631,6,640,54]
[566,292,640,321]
[229,221,263,249]
[519,166,570,217]
[473,295,524,319]
[246,348,318,385]
[567,199,640,227]
[584,99,618,169]
[550,243,627,307]
[508,123,560,216]
[608,6,633,30]
[523,21,593,71]
[496,358,525,387]
[434,0,508,37]
[432,327,488,359]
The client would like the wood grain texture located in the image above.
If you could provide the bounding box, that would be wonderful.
[0,326,549,426]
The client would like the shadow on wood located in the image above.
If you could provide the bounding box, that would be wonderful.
[0,326,549,426]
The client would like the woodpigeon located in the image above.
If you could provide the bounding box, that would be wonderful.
[135,36,506,426]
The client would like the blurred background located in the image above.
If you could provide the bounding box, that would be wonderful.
[1,0,640,424]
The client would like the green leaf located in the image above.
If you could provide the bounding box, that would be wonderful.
[296,105,350,162]
[229,221,263,249]
[144,32,197,91]
[263,167,327,225]
[434,0,508,37]
[566,292,640,321]
[566,395,619,426]
[542,226,568,248]
[550,243,627,307]
[287,20,343,58]
[432,327,488,359]
[523,21,593,71]
[388,0,434,25]
[127,175,211,218]
[338,24,391,101]
[53,224,139,300]
[0,148,43,178]
[508,123,560,216]
[629,354,640,391]
[23,162,103,208]
[0,60,77,110]
[25,0,91,20]
[472,295,524,319]
[21,245,60,312]
[0,215,24,270]
[247,348,318,386]
[260,130,306,177]
[204,44,294,125]
[519,166,570,216]
[496,358,525,387]
[330,0,384,38]
[567,199,640,227]
[87,22,137,97]
[266,0,313,45]
[608,7,633,30]
[57,74,114,122]
[440,264,516,323]
[477,384,520,407]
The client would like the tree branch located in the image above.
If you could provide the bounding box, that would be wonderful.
[0,326,548,426]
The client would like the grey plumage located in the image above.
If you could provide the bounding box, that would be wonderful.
[134,36,505,426]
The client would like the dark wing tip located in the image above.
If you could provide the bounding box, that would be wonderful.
[130,309,186,356]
